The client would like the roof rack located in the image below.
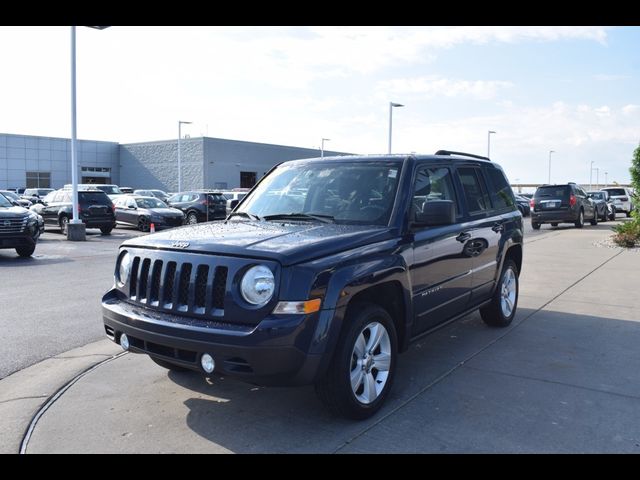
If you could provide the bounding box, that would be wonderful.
[434,150,491,162]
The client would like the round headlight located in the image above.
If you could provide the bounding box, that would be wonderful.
[240,265,275,306]
[117,251,132,287]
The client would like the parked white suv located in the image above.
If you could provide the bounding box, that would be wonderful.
[600,187,635,217]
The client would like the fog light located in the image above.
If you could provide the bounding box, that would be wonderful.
[201,353,215,373]
[120,333,129,350]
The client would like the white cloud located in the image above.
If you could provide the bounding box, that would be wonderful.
[377,76,513,100]
[622,104,640,115]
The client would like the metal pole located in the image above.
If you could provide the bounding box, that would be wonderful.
[548,150,554,184]
[177,121,182,192]
[589,160,594,191]
[595,168,599,189]
[70,26,80,224]
[604,172,608,188]
[388,102,393,154]
[487,131,496,158]
[321,138,330,158]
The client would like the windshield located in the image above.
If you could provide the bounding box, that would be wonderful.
[237,161,402,225]
[96,185,122,195]
[1,191,19,201]
[535,186,569,198]
[136,197,167,209]
[0,194,13,208]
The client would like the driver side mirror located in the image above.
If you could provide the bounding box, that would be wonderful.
[414,200,455,226]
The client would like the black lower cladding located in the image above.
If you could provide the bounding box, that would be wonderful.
[0,234,36,248]
[102,289,323,386]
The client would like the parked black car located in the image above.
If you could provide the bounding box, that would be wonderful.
[0,193,41,257]
[531,183,598,229]
[514,194,531,217]
[166,191,227,224]
[103,151,524,419]
[1,190,32,208]
[31,189,116,235]
[114,195,184,232]
[587,191,615,221]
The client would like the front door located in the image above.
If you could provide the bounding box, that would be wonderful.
[410,165,473,334]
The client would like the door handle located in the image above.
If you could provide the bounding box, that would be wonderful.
[456,232,471,243]
[491,222,504,233]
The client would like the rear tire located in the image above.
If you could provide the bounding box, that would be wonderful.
[480,258,519,328]
[590,209,598,226]
[138,217,149,232]
[575,209,584,228]
[100,226,113,235]
[187,212,198,225]
[16,245,36,257]
[627,211,632,218]
[315,303,397,420]
[551,223,558,227]
[532,222,541,230]
[150,357,190,372]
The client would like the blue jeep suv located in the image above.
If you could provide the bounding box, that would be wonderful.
[103,151,523,419]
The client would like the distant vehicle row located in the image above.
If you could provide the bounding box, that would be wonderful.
[530,183,631,229]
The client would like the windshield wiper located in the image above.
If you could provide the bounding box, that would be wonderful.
[263,212,335,223]
[226,211,262,221]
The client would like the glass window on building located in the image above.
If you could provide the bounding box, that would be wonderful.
[26,172,51,188]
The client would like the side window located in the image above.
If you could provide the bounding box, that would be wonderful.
[457,167,492,215]
[411,166,458,222]
[485,167,515,210]
[43,191,57,203]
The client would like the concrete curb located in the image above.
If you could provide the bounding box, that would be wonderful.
[0,339,121,454]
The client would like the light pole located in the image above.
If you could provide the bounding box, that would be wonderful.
[321,138,330,158]
[548,150,555,184]
[487,130,496,158]
[594,167,599,189]
[388,102,404,154]
[589,160,595,190]
[68,25,109,241]
[177,120,192,192]
[604,171,608,188]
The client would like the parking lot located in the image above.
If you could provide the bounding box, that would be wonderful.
[2,216,640,453]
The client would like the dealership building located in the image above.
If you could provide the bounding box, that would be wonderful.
[0,133,348,191]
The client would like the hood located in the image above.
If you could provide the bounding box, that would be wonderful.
[122,220,394,266]
[0,205,31,218]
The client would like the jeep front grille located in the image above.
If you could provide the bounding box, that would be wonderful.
[128,255,228,318]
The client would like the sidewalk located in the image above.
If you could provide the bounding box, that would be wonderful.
[4,225,640,453]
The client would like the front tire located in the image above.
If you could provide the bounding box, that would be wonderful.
[609,208,616,221]
[16,245,36,257]
[59,215,69,235]
[480,258,519,328]
[100,226,113,235]
[315,303,397,420]
[532,222,541,230]
[138,217,150,232]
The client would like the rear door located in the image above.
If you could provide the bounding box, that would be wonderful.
[454,166,501,302]
[410,164,472,334]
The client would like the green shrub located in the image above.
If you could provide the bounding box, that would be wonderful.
[612,231,638,248]
[612,219,640,247]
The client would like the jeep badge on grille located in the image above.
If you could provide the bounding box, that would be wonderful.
[172,241,190,248]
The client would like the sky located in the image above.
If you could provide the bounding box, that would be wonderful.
[1,26,639,185]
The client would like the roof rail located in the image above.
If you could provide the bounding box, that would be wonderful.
[434,150,491,162]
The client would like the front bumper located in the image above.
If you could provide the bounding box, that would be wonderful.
[0,234,36,248]
[612,201,632,212]
[102,289,326,386]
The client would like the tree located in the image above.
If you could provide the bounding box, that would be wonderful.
[630,142,640,194]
